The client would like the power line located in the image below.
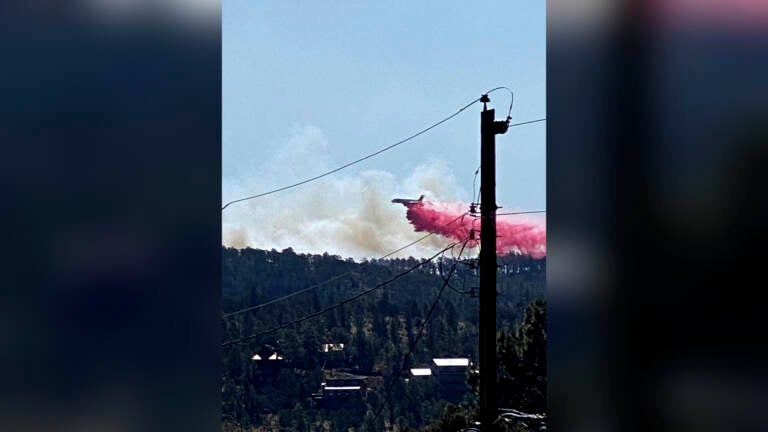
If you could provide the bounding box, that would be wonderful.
[221,212,470,319]
[471,165,481,207]
[221,242,457,347]
[221,96,482,211]
[380,211,470,258]
[495,210,546,216]
[508,118,546,127]
[373,239,471,422]
[379,232,435,260]
[221,271,356,319]
[485,86,514,119]
[221,91,545,211]
[438,246,476,296]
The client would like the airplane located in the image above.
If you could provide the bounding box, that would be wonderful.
[391,195,424,207]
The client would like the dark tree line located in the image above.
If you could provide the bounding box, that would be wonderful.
[222,246,545,431]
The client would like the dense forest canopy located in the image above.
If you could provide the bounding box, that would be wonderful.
[222,246,545,432]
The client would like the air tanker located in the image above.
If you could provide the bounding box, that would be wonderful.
[391,195,424,207]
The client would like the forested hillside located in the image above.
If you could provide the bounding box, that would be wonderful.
[222,247,545,432]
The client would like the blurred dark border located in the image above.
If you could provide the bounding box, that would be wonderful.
[1,3,221,431]
[2,1,767,431]
[548,1,768,431]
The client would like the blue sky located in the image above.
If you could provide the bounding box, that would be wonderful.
[222,2,545,258]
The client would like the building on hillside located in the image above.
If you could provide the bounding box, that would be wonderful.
[406,367,433,384]
[314,377,366,409]
[409,368,433,377]
[320,343,345,352]
[251,349,285,385]
[319,343,345,368]
[431,358,470,403]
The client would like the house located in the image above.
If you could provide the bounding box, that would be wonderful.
[314,370,368,409]
[320,343,344,352]
[319,343,346,368]
[316,377,366,409]
[409,368,433,377]
[250,348,286,384]
[431,358,470,403]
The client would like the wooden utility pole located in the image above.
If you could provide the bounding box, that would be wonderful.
[479,94,508,430]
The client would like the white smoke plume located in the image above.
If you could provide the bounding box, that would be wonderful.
[222,126,470,260]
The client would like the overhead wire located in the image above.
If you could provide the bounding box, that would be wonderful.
[221,242,458,347]
[445,256,475,297]
[470,165,481,207]
[221,95,482,211]
[484,86,514,119]
[495,210,546,216]
[221,88,544,211]
[439,244,472,296]
[221,271,355,319]
[508,118,546,127]
[221,211,470,319]
[372,238,471,422]
[378,232,435,260]
[221,86,545,425]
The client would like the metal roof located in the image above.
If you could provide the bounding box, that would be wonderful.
[433,358,470,367]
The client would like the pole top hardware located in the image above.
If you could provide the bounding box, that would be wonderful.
[480,93,490,111]
[494,119,509,135]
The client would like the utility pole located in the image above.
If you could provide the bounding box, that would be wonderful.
[479,94,509,431]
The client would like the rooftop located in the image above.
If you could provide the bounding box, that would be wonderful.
[433,358,470,367]
[410,368,433,376]
[320,343,345,352]
[252,352,284,361]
